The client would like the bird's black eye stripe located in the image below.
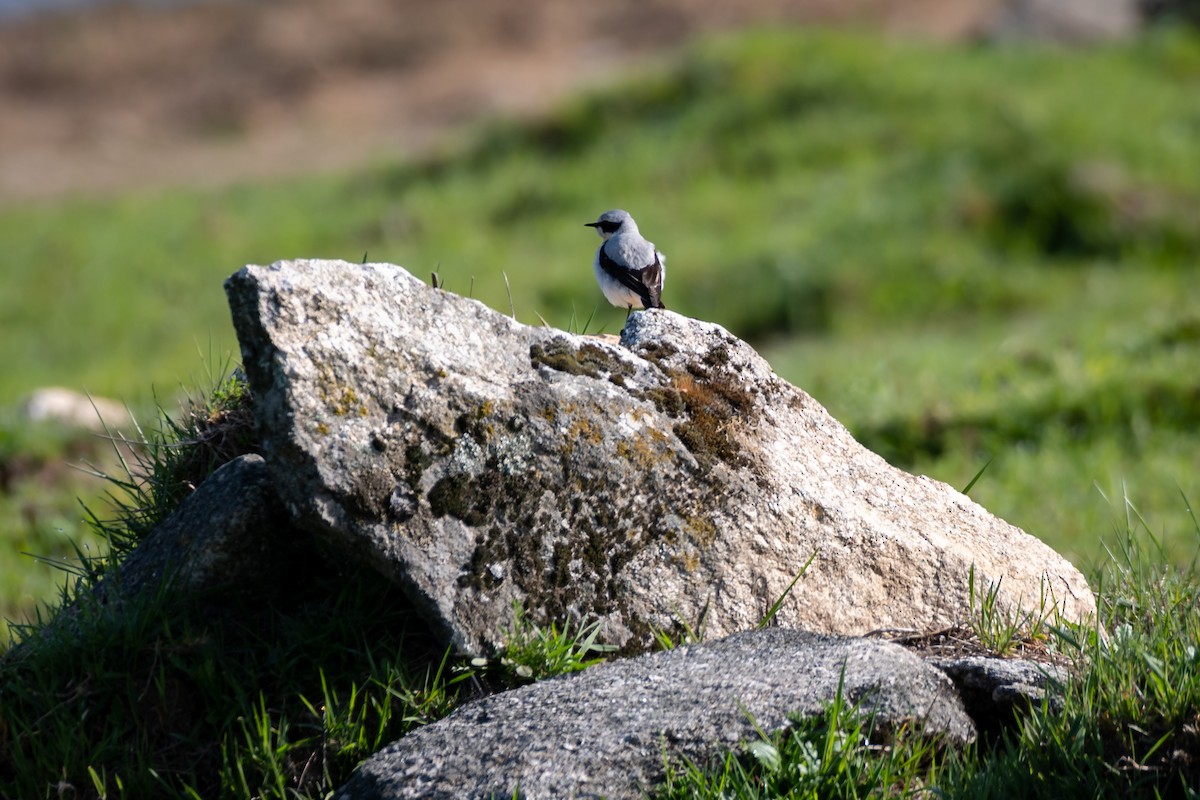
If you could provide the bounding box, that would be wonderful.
[599,220,622,234]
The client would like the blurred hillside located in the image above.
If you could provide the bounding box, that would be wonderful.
[0,0,1097,201]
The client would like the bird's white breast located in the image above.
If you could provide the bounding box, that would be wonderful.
[593,248,647,309]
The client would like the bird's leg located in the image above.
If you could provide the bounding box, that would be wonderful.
[625,306,633,323]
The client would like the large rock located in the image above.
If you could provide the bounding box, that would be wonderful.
[225,259,1095,655]
[338,628,975,800]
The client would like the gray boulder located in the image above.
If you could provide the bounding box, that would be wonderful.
[338,628,975,800]
[225,259,1096,655]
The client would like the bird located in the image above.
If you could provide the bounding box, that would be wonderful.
[584,209,666,315]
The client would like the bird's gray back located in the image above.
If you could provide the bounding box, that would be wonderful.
[606,232,659,269]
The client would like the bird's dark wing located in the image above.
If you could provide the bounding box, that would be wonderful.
[641,257,665,309]
[598,247,666,309]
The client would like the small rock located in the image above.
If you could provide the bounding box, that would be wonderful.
[21,386,132,432]
[932,655,1070,733]
[339,628,975,800]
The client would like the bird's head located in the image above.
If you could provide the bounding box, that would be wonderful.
[585,209,636,241]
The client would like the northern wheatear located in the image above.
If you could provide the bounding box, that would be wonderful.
[584,209,666,313]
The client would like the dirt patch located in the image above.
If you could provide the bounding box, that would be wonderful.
[0,0,997,202]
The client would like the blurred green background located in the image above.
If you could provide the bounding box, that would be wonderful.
[3,15,1200,642]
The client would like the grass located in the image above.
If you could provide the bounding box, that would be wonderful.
[944,506,1200,798]
[654,675,944,799]
[0,412,125,641]
[491,601,617,684]
[0,549,468,798]
[965,562,1061,657]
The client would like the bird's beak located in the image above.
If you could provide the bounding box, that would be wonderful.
[584,222,600,228]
